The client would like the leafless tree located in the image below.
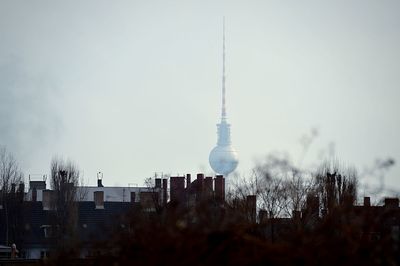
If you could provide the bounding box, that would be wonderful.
[49,156,81,249]
[229,165,289,219]
[0,146,24,245]
[143,177,163,213]
[314,162,358,213]
[243,154,315,218]
[281,173,316,217]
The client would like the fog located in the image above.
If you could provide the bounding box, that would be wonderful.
[0,0,399,192]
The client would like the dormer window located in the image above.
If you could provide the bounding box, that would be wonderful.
[40,225,53,238]
[94,191,104,209]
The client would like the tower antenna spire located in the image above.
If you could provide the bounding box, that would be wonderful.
[221,17,227,120]
[209,17,239,177]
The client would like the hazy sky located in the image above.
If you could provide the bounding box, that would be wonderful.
[0,1,399,193]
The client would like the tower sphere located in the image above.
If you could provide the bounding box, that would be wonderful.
[209,144,238,176]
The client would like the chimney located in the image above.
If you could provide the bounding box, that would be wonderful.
[292,210,302,220]
[259,210,269,223]
[18,183,25,193]
[196,173,204,201]
[246,195,257,223]
[205,177,213,191]
[170,176,185,203]
[29,181,46,190]
[214,175,225,202]
[97,178,104,188]
[94,191,104,209]
[186,174,191,189]
[305,195,320,220]
[197,173,204,181]
[162,178,168,205]
[384,198,399,208]
[130,192,136,203]
[364,197,371,207]
[32,187,37,202]
[18,183,25,202]
[306,195,319,212]
[155,178,162,188]
[42,190,54,210]
[204,176,213,198]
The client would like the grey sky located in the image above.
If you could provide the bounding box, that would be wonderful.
[0,1,399,193]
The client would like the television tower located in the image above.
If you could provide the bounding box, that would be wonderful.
[209,20,239,177]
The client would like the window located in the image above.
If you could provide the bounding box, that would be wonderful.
[40,250,50,259]
[40,225,58,238]
[391,225,399,241]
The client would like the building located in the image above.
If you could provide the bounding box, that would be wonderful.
[256,195,400,243]
[0,176,167,259]
[169,173,225,206]
[0,173,224,259]
[209,22,239,177]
